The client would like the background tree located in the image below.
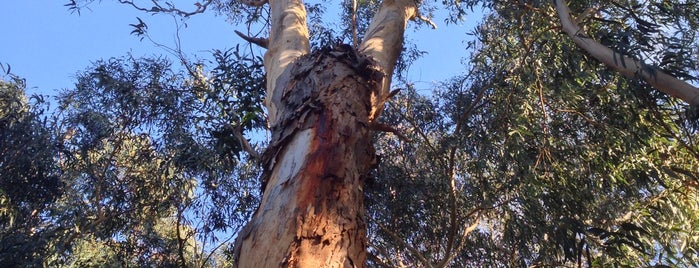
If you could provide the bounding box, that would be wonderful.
[0,67,62,267]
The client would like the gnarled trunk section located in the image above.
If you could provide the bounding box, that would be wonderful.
[234,47,380,267]
[233,0,416,267]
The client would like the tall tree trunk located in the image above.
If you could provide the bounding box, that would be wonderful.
[233,0,417,267]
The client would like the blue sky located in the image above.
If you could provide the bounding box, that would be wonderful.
[1,1,476,96]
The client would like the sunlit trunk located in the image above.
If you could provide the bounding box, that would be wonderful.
[232,0,416,266]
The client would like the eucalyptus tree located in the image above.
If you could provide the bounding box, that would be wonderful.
[43,54,264,267]
[58,0,699,267]
[0,69,62,266]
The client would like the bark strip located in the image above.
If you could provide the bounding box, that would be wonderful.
[553,0,699,106]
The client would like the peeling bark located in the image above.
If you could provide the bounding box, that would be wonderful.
[233,0,415,266]
[264,0,310,125]
[233,47,382,267]
[553,0,699,106]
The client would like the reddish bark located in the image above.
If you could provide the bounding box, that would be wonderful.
[233,47,382,267]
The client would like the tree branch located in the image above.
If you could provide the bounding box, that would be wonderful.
[232,125,261,161]
[553,0,699,106]
[240,0,268,7]
[263,0,310,125]
[234,30,268,48]
[359,0,418,121]
[117,0,212,17]
[370,122,411,142]
[368,216,434,268]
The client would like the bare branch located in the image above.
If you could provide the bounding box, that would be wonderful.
[234,30,268,48]
[240,0,268,7]
[415,13,437,29]
[233,125,261,161]
[437,216,480,268]
[553,0,699,106]
[370,122,411,142]
[117,0,213,17]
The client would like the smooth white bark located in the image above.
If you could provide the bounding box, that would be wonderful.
[265,0,310,125]
[554,0,699,106]
[359,0,418,120]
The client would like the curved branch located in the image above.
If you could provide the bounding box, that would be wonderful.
[117,0,212,17]
[368,216,434,268]
[553,0,699,106]
[233,125,261,161]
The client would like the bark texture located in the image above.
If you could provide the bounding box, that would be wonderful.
[553,0,699,106]
[233,0,416,266]
[233,47,382,267]
[264,0,310,125]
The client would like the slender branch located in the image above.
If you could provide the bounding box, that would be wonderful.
[233,125,262,160]
[389,101,445,168]
[437,172,459,268]
[367,251,393,268]
[117,0,212,17]
[437,215,480,267]
[553,0,699,106]
[176,207,188,267]
[416,13,437,29]
[234,30,268,48]
[240,0,268,7]
[436,79,488,266]
[370,122,411,142]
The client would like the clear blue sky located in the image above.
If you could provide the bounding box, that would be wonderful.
[1,1,476,96]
